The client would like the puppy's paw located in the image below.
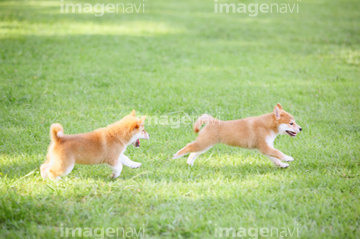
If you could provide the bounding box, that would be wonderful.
[173,154,182,159]
[278,163,289,168]
[129,162,142,168]
[283,155,294,162]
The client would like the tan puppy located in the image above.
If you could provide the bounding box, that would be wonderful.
[173,104,302,168]
[40,110,149,180]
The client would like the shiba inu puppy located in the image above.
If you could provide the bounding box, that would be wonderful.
[173,104,302,168]
[40,110,149,180]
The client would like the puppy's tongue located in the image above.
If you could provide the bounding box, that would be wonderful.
[135,139,140,147]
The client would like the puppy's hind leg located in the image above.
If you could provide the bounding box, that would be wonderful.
[173,127,217,160]
[187,146,213,166]
[40,160,51,180]
[173,141,213,160]
[47,156,75,181]
[119,154,141,168]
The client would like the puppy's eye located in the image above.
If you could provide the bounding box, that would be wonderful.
[290,123,293,125]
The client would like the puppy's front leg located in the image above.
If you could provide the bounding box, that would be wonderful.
[111,162,123,179]
[282,154,294,162]
[259,145,290,168]
[119,154,142,168]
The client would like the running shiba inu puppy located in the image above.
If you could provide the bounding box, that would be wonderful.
[173,104,302,168]
[40,110,149,180]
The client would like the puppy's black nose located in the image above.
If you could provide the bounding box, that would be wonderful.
[299,128,302,131]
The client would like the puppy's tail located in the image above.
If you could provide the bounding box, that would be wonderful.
[193,114,216,133]
[50,123,64,142]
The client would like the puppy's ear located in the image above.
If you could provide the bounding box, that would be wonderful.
[134,121,140,129]
[130,110,136,116]
[140,116,146,124]
[276,103,283,110]
[274,105,281,120]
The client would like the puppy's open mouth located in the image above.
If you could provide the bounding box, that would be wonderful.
[133,139,140,148]
[286,130,297,137]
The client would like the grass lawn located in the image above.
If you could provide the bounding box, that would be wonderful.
[0,0,359,238]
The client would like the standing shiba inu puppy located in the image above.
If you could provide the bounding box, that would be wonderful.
[40,110,149,180]
[173,104,302,168]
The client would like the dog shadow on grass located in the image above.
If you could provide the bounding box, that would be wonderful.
[0,152,296,182]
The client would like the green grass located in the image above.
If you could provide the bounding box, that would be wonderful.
[0,0,359,238]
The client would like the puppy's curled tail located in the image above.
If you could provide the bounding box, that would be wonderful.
[193,114,216,133]
[50,123,64,142]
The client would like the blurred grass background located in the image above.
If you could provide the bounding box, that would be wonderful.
[0,0,359,238]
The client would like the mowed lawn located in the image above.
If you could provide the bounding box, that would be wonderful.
[0,0,359,238]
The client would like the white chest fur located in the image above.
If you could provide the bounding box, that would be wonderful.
[265,130,277,148]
